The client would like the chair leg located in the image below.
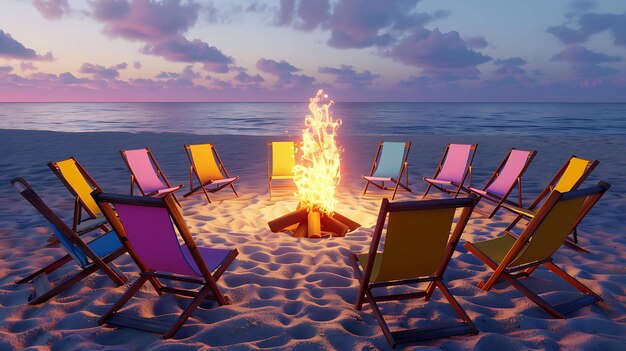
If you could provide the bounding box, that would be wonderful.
[366,288,396,348]
[505,214,525,232]
[421,183,432,200]
[201,185,211,203]
[16,254,72,284]
[502,272,565,319]
[362,180,370,197]
[391,181,400,200]
[99,275,149,325]
[28,264,99,305]
[230,183,239,198]
[163,284,214,339]
[544,262,602,301]
[436,281,477,333]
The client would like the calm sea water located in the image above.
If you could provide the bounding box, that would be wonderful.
[1,102,624,136]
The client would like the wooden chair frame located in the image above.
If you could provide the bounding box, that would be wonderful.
[119,147,182,206]
[422,143,478,199]
[470,148,537,218]
[362,141,412,200]
[182,143,239,203]
[266,141,298,198]
[350,196,479,347]
[94,191,238,339]
[11,177,127,305]
[464,182,609,319]
[501,156,599,252]
[48,157,109,237]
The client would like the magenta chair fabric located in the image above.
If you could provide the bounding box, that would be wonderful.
[114,204,229,277]
[429,144,472,184]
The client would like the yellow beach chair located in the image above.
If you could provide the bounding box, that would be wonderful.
[350,195,479,347]
[501,156,599,252]
[267,141,296,198]
[182,143,239,203]
[48,157,109,235]
[464,182,610,319]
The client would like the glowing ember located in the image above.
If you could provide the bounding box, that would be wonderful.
[293,90,342,215]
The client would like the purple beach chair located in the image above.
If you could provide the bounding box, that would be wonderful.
[120,147,183,205]
[422,143,477,199]
[94,190,239,339]
[468,148,537,218]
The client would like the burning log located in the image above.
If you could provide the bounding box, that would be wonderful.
[268,207,359,238]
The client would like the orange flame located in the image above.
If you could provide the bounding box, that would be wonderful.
[293,90,342,215]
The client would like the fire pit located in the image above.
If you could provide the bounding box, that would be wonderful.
[268,90,360,238]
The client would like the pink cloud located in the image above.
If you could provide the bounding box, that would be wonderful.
[142,37,233,73]
[551,45,621,63]
[33,0,70,20]
[318,65,379,86]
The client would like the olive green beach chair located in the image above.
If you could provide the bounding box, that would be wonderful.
[350,195,478,347]
[464,182,610,319]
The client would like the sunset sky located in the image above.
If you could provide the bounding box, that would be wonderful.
[1,0,625,102]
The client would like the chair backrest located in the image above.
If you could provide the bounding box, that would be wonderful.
[485,149,534,197]
[11,177,89,267]
[271,141,296,177]
[508,182,610,267]
[373,142,409,178]
[436,144,475,183]
[122,148,166,194]
[49,157,101,216]
[366,196,477,282]
[553,157,597,193]
[187,144,224,182]
[94,192,209,278]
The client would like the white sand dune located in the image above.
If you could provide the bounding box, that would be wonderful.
[0,129,625,350]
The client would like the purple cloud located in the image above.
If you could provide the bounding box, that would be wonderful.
[466,36,488,49]
[275,0,330,31]
[570,64,618,78]
[33,0,70,20]
[133,61,142,69]
[0,29,53,61]
[548,11,626,47]
[142,37,233,73]
[234,71,265,84]
[552,45,621,64]
[0,65,13,72]
[318,65,379,86]
[256,58,300,74]
[495,57,526,66]
[89,0,199,42]
[20,62,37,71]
[546,25,588,44]
[276,0,295,26]
[569,0,595,12]
[388,27,491,70]
[79,63,121,79]
[493,57,527,76]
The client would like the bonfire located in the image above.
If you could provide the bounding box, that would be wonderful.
[268,90,360,238]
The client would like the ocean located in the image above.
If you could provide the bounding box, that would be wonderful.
[1,102,625,136]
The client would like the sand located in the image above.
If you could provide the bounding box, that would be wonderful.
[0,129,625,350]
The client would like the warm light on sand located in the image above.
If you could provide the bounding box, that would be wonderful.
[293,90,342,215]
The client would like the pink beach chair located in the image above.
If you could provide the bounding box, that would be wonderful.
[468,148,536,218]
[120,147,183,205]
[94,190,238,339]
[422,143,477,199]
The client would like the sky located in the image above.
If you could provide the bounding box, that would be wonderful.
[0,0,625,102]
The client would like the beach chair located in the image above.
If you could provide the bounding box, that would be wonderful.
[464,182,610,319]
[267,141,296,198]
[422,143,477,199]
[11,177,127,305]
[468,148,536,218]
[362,141,412,200]
[119,147,183,206]
[48,157,109,236]
[182,143,239,203]
[350,195,478,347]
[94,190,239,339]
[502,156,599,252]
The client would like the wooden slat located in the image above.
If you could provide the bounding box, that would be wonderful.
[30,273,51,301]
[106,313,171,335]
[391,322,477,345]
[554,295,599,316]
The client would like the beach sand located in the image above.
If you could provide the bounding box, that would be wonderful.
[0,129,625,350]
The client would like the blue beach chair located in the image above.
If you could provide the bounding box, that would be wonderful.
[11,177,127,305]
[362,141,412,200]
